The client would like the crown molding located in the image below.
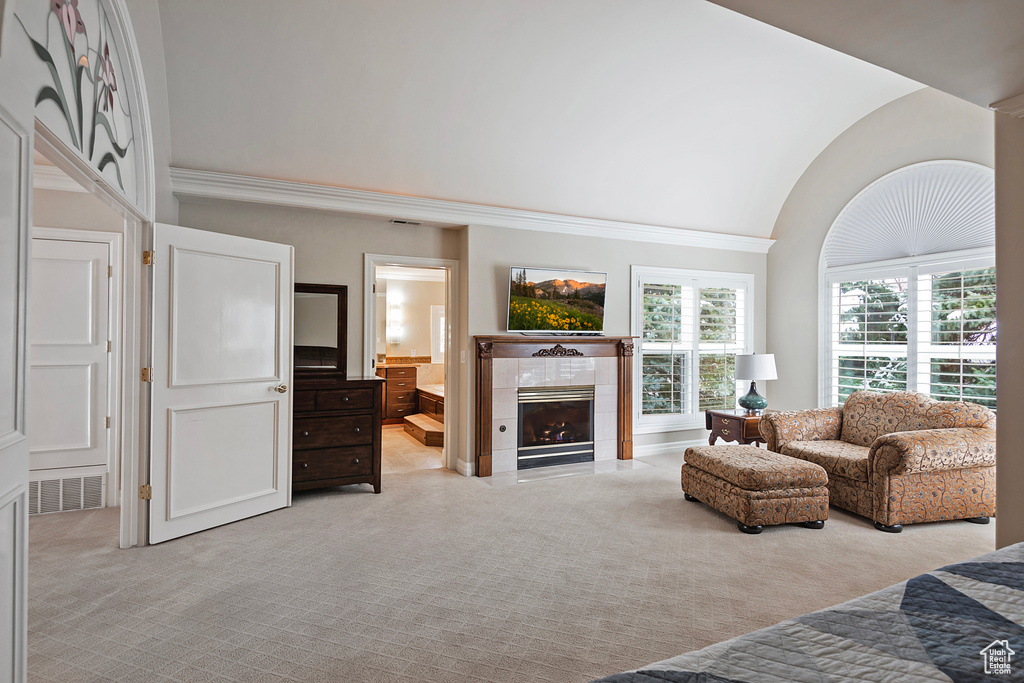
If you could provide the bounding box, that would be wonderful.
[169,168,774,254]
[991,92,1024,118]
[33,164,88,193]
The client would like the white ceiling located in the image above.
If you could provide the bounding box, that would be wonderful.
[156,0,919,238]
[709,0,1024,109]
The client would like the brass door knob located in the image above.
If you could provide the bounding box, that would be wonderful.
[273,384,288,394]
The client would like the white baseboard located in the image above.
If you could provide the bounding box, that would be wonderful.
[634,438,707,458]
[455,458,474,477]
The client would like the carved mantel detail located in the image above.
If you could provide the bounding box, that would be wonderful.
[619,339,634,357]
[532,343,584,358]
[477,341,494,359]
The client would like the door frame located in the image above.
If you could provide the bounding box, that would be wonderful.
[34,128,150,549]
[363,254,460,473]
[31,227,124,508]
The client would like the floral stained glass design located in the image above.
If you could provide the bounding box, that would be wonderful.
[16,0,136,202]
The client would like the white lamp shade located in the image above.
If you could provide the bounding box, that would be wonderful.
[735,353,777,381]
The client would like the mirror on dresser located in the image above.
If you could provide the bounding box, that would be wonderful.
[293,283,383,493]
[294,283,347,373]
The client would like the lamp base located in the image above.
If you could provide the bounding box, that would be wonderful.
[738,380,768,414]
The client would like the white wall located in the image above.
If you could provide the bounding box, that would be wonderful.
[176,200,459,379]
[463,223,767,456]
[995,112,1024,547]
[33,189,124,231]
[381,278,445,358]
[766,88,994,410]
[177,200,765,472]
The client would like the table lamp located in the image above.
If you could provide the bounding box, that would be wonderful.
[735,353,777,414]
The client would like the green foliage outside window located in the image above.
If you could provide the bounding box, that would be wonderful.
[834,268,996,408]
[698,288,738,411]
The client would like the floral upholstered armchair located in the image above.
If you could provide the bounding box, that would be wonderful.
[758,391,996,532]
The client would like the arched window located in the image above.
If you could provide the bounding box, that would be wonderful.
[819,161,996,410]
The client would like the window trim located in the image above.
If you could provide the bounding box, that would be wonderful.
[430,305,445,365]
[631,265,755,434]
[818,247,996,408]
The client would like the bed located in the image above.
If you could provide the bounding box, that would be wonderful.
[593,543,1023,682]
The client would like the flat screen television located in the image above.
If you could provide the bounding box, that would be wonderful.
[507,266,606,334]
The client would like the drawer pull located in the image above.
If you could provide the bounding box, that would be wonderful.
[302,431,309,437]
[353,427,360,433]
[342,396,349,402]
[721,428,731,435]
[353,458,360,464]
[721,418,731,425]
[301,462,308,469]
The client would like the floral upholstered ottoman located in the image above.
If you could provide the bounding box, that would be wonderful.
[681,445,829,534]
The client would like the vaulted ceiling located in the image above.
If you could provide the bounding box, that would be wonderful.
[156,0,920,238]
[709,0,1024,109]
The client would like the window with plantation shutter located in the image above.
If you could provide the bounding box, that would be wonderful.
[632,266,753,432]
[917,266,996,410]
[819,160,995,411]
[824,258,995,410]
[827,276,909,405]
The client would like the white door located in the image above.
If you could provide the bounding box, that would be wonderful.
[0,57,33,683]
[28,239,110,475]
[149,224,293,544]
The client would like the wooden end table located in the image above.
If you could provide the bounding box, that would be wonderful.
[705,409,775,447]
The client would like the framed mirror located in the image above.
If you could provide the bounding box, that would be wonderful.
[294,283,347,376]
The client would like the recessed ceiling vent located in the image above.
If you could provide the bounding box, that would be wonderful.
[390,219,422,226]
[822,161,994,269]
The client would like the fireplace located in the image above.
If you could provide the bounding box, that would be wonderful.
[517,386,595,469]
[474,336,634,477]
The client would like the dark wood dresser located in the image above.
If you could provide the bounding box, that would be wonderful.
[292,282,383,493]
[376,365,417,423]
[293,378,383,492]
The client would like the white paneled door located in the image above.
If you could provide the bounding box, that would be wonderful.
[149,224,293,544]
[29,239,110,473]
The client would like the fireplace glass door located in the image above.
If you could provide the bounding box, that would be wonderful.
[517,387,595,469]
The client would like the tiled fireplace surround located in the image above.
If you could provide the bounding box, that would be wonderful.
[475,336,635,477]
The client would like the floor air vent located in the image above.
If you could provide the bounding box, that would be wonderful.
[28,475,105,515]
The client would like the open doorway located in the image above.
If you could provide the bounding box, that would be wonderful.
[373,264,448,473]
[27,141,142,548]
[28,152,124,522]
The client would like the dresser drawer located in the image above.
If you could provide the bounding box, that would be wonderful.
[294,391,316,413]
[293,446,373,481]
[711,414,742,440]
[387,389,417,405]
[387,379,415,393]
[386,404,415,419]
[317,387,374,412]
[294,415,373,448]
[385,367,416,379]
[709,412,764,442]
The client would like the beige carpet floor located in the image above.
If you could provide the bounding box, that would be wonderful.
[28,443,996,683]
